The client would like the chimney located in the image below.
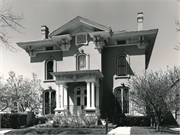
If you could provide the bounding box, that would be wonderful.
[137,12,144,31]
[41,25,49,40]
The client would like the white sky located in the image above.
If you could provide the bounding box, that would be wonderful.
[0,0,179,79]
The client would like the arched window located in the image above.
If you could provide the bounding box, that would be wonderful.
[45,60,53,80]
[114,87,129,113]
[117,54,127,76]
[77,54,86,70]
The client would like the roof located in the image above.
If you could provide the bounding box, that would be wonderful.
[49,16,111,37]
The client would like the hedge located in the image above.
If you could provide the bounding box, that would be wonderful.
[0,113,27,128]
[116,115,150,126]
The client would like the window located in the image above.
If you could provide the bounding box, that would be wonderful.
[117,54,127,76]
[77,54,86,70]
[123,89,129,113]
[74,86,87,106]
[46,46,54,51]
[114,87,129,113]
[45,60,53,80]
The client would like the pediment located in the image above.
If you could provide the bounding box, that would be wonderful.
[49,16,110,37]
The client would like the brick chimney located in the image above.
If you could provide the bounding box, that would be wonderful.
[41,25,49,40]
[137,12,144,31]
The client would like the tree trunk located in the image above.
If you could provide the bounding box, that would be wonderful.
[155,116,160,131]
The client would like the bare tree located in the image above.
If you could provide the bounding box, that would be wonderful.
[130,67,180,131]
[175,20,180,51]
[0,1,24,51]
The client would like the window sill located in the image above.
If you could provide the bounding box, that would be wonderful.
[114,74,130,80]
[43,80,55,83]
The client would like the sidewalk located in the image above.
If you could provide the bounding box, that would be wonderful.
[108,127,131,135]
[0,129,11,135]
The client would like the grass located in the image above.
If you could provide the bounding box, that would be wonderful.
[131,126,180,135]
[4,127,111,135]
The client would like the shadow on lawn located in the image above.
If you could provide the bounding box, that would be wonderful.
[131,126,180,135]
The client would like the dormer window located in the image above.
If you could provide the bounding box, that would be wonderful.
[45,60,54,80]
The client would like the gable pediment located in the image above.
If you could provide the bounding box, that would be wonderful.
[49,16,110,37]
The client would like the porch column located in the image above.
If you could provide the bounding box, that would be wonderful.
[55,85,60,110]
[60,84,64,109]
[96,84,99,107]
[86,82,90,109]
[64,84,68,109]
[91,82,95,109]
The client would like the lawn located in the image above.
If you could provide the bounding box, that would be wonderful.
[4,127,110,135]
[131,126,180,135]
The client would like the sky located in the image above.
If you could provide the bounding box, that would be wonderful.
[0,0,179,80]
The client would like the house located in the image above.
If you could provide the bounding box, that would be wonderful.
[17,13,158,117]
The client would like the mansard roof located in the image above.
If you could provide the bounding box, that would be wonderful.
[49,16,111,37]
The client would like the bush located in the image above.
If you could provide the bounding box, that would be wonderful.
[32,117,48,125]
[52,113,98,128]
[119,116,150,126]
[1,113,27,128]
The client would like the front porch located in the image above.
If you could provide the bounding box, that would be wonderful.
[50,70,103,115]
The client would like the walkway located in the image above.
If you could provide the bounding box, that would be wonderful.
[108,127,131,135]
[0,129,11,135]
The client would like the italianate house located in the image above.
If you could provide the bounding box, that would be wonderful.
[17,13,158,116]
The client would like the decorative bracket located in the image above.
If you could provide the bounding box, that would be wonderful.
[51,34,72,51]
[57,38,71,51]
[93,35,106,49]
[89,31,110,53]
[137,36,149,49]
[26,46,37,57]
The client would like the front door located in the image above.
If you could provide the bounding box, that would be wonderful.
[74,86,87,115]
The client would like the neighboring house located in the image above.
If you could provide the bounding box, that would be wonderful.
[17,13,158,116]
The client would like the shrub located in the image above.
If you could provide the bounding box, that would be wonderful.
[52,113,98,128]
[32,117,48,125]
[119,116,150,126]
[1,113,27,128]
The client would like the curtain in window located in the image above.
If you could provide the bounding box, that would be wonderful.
[78,55,86,70]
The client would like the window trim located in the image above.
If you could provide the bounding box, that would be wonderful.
[114,87,129,114]
[115,53,130,79]
[75,52,89,71]
[77,54,86,71]
[43,59,56,82]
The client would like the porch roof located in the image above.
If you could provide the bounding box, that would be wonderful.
[51,70,103,78]
[50,70,103,84]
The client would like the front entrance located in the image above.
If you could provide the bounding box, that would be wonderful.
[74,86,87,115]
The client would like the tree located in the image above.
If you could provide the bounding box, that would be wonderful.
[0,75,9,111]
[130,67,180,131]
[0,1,24,51]
[175,20,180,51]
[2,71,43,113]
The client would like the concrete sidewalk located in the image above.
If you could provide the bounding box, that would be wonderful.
[108,127,131,135]
[0,130,11,135]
